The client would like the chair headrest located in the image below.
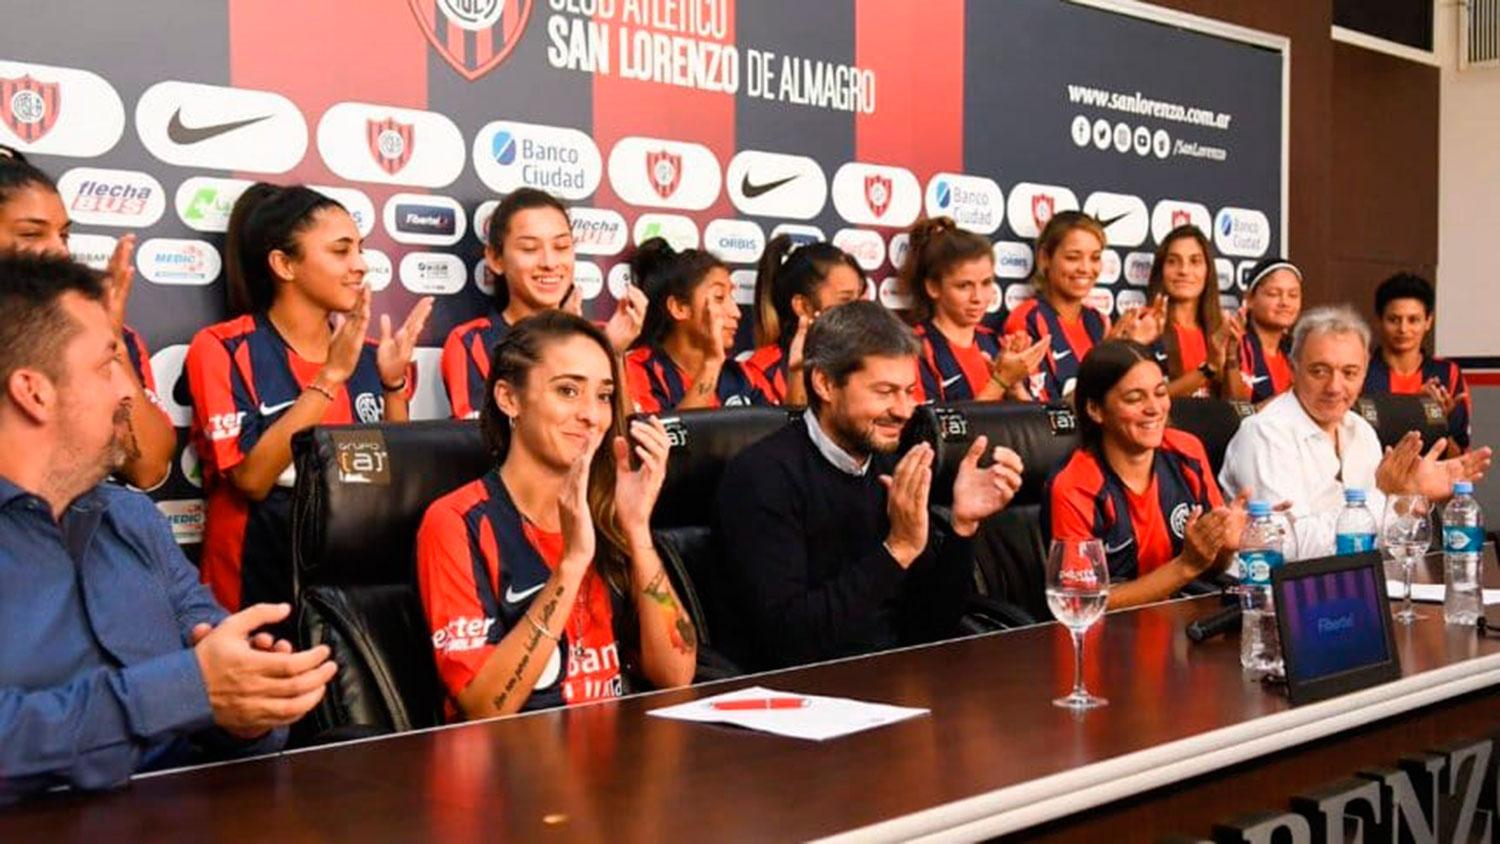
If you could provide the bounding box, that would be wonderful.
[1356,394,1449,450]
[653,406,795,528]
[902,401,1080,507]
[293,420,489,587]
[1167,398,1254,477]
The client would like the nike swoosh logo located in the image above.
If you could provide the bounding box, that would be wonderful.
[740,172,798,198]
[1098,210,1132,229]
[259,398,296,416]
[1104,538,1134,554]
[504,582,546,604]
[940,373,965,388]
[1053,349,1072,361]
[1244,374,1269,386]
[167,108,273,145]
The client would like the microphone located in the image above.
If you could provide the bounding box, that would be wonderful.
[1186,604,1243,643]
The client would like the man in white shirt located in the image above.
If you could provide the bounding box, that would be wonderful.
[1220,305,1491,560]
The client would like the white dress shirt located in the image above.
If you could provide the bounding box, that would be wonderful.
[1219,391,1386,561]
[805,409,871,477]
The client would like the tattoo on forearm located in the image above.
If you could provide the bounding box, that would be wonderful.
[694,381,712,396]
[491,585,565,712]
[641,568,697,655]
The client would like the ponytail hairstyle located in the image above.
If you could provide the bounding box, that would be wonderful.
[751,234,865,347]
[225,183,343,316]
[1031,210,1106,294]
[1146,224,1223,380]
[896,216,994,323]
[0,145,57,209]
[484,187,570,313]
[630,237,729,347]
[1074,339,1160,450]
[478,309,633,594]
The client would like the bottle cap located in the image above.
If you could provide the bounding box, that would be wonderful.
[1455,481,1474,495]
[1248,500,1271,518]
[1343,488,1366,504]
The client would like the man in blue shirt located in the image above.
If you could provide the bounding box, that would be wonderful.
[0,254,337,802]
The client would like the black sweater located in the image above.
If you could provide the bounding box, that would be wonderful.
[714,421,975,670]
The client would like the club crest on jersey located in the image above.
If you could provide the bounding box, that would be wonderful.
[1030,194,1055,232]
[1,75,60,143]
[367,117,414,175]
[646,150,682,199]
[1170,502,1192,539]
[864,174,891,218]
[409,0,534,81]
[354,392,384,424]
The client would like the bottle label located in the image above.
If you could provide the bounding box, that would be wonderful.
[1444,526,1485,554]
[1335,533,1376,554]
[1240,549,1285,586]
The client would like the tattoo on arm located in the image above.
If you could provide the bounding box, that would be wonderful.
[490,585,566,713]
[641,568,698,655]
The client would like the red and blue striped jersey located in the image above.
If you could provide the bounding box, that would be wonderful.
[1364,353,1471,450]
[914,320,1001,403]
[1043,428,1224,580]
[624,345,770,413]
[416,468,623,719]
[1004,298,1107,400]
[185,313,402,611]
[1238,330,1293,404]
[742,343,791,405]
[440,311,511,420]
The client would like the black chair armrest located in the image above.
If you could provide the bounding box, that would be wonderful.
[961,594,1039,632]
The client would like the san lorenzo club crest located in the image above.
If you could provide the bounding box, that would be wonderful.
[367,117,414,176]
[1,75,60,143]
[646,150,682,200]
[864,174,891,218]
[409,0,534,82]
[1030,193,1056,232]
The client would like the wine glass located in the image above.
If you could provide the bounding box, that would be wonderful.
[1046,539,1111,710]
[1382,494,1432,624]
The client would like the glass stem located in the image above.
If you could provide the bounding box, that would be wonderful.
[1403,555,1415,617]
[1071,628,1087,697]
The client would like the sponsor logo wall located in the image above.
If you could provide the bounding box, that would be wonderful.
[0,0,1282,542]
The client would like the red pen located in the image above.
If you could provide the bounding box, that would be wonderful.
[709,697,809,711]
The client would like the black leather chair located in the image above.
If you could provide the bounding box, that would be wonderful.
[1358,394,1449,451]
[290,420,488,740]
[902,401,1081,625]
[648,407,793,674]
[1168,397,1254,478]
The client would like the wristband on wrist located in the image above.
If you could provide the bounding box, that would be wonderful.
[990,370,1012,391]
[1197,361,1218,381]
[305,382,336,402]
[382,376,408,393]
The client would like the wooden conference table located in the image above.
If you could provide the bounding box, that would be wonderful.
[6,570,1500,842]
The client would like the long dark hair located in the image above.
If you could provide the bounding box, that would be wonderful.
[225,183,343,316]
[895,217,993,323]
[751,234,864,347]
[1074,340,1160,450]
[478,310,632,592]
[484,187,570,314]
[0,145,57,208]
[1147,224,1223,384]
[630,237,728,347]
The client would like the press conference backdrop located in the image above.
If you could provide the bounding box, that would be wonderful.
[0,0,1284,545]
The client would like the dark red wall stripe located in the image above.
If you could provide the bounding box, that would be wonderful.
[854,0,964,184]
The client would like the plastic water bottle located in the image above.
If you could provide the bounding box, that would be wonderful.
[1334,488,1379,554]
[1442,481,1484,626]
[1239,501,1286,679]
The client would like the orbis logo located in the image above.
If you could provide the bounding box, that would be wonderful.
[703,218,766,265]
[473,120,601,200]
[992,242,1034,280]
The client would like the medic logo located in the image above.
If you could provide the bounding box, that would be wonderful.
[646,149,682,200]
[1,75,59,142]
[409,0,534,82]
[864,174,892,218]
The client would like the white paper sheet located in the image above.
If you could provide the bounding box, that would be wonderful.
[647,685,929,741]
[1385,580,1500,605]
